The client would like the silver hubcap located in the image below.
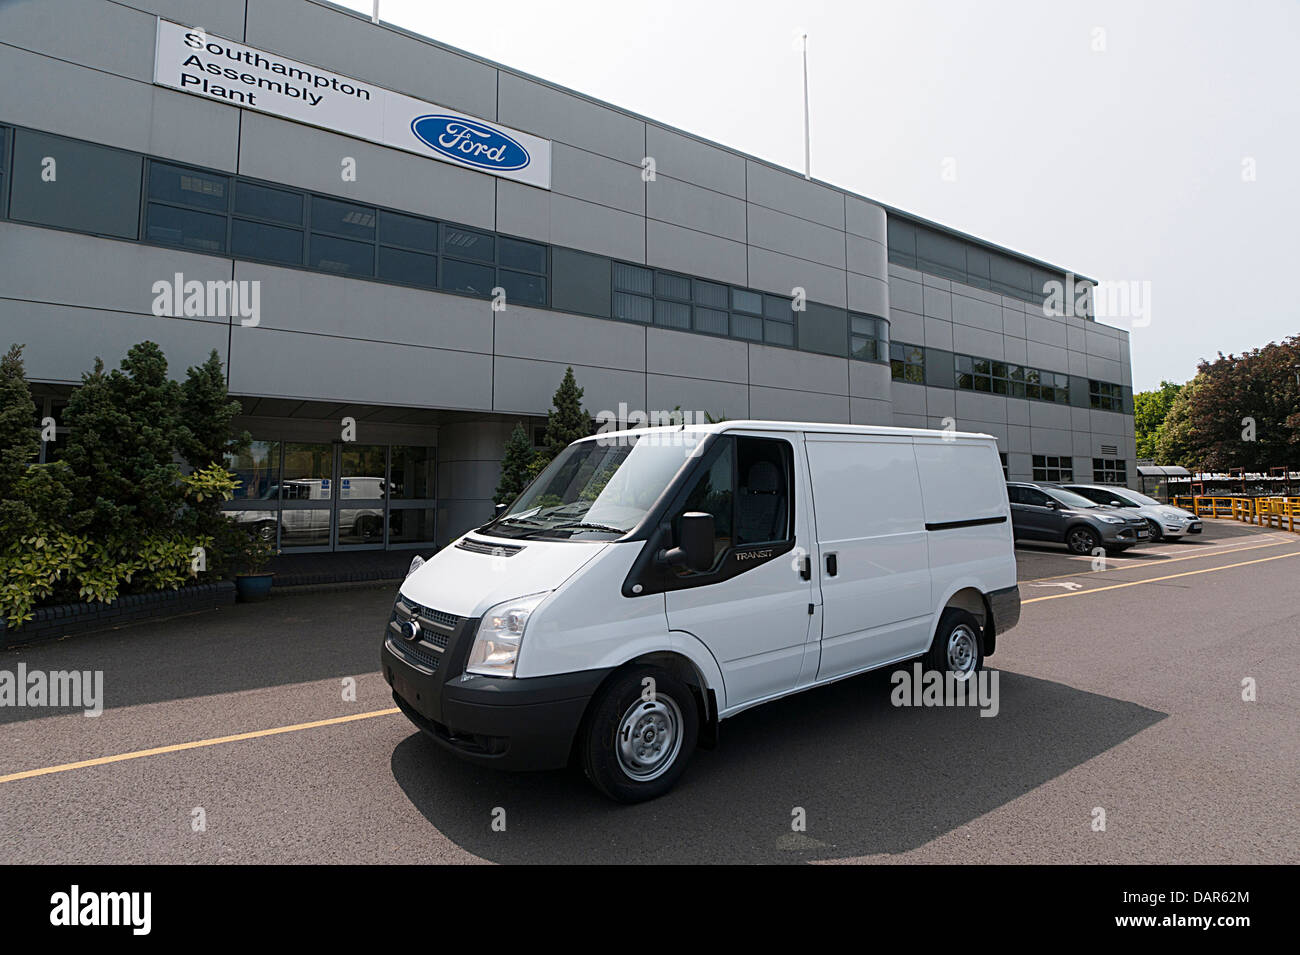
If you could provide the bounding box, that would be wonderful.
[1069,530,1093,552]
[615,696,683,781]
[946,625,978,679]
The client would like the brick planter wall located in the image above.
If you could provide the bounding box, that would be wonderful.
[1,581,237,649]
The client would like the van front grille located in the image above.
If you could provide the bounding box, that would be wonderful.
[456,537,523,557]
[387,636,441,672]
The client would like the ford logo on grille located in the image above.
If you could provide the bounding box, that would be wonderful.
[410,115,531,171]
[403,619,421,642]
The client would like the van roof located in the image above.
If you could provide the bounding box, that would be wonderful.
[582,420,997,442]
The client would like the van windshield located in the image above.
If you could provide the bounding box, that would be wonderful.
[486,434,702,540]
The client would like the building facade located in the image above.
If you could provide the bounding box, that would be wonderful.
[0,0,1135,552]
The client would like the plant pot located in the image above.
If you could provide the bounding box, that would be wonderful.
[234,573,275,602]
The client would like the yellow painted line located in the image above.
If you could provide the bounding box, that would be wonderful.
[0,707,401,785]
[1023,538,1293,583]
[1023,550,1300,604]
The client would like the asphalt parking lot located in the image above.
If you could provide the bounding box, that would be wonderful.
[1,519,1296,864]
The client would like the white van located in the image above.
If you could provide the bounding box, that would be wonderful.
[382,421,1020,802]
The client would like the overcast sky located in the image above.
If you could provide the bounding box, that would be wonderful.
[337,0,1298,392]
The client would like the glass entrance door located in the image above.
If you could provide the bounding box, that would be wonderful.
[225,440,437,552]
[336,445,387,549]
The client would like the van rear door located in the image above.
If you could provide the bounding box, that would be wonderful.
[804,433,932,679]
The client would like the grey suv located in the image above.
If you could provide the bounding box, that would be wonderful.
[1006,482,1150,554]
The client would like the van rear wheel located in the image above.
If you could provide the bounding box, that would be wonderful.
[580,666,698,803]
[925,608,984,681]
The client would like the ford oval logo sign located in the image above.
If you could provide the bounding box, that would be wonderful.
[411,115,531,172]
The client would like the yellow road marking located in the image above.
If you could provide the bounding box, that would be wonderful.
[1023,538,1294,583]
[0,707,400,785]
[1022,550,1300,604]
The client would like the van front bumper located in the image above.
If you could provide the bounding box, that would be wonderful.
[382,633,610,771]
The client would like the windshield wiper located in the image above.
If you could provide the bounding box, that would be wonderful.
[550,521,628,535]
[498,516,545,527]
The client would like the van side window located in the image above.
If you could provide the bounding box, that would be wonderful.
[735,437,791,545]
[675,440,734,569]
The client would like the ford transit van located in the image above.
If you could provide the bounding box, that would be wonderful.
[382,421,1020,802]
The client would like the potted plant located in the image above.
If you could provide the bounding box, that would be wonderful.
[233,526,277,602]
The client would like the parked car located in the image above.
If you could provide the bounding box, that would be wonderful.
[1006,482,1149,554]
[1060,483,1202,541]
[382,421,1021,802]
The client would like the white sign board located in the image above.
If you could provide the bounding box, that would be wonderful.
[153,19,551,189]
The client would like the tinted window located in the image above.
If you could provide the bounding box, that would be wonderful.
[379,210,438,251]
[499,269,546,305]
[735,438,791,545]
[443,225,493,261]
[234,181,302,224]
[500,237,546,273]
[149,161,228,211]
[310,234,373,274]
[378,246,436,287]
[441,257,494,295]
[146,204,225,252]
[10,130,142,238]
[232,218,302,264]
[312,197,375,238]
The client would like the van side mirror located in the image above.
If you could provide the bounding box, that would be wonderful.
[661,512,715,572]
[494,503,507,517]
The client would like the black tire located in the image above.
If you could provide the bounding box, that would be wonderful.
[925,608,984,681]
[579,666,698,803]
[1066,525,1100,555]
[1146,519,1164,542]
[255,520,276,543]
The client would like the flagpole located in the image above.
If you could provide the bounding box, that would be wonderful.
[802,34,811,180]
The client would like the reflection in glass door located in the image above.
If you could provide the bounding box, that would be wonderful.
[336,445,387,548]
[280,442,333,548]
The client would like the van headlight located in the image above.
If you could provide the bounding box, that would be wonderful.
[466,593,547,677]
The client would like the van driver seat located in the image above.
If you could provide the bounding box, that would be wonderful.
[736,459,783,543]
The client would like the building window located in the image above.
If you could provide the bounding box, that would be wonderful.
[890,342,925,383]
[1093,458,1127,485]
[1032,455,1074,482]
[146,161,229,252]
[850,314,886,362]
[0,125,8,218]
[955,354,1071,404]
[1090,379,1123,411]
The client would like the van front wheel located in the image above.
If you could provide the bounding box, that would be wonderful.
[580,666,698,803]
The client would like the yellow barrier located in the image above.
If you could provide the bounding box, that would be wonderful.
[1172,495,1300,532]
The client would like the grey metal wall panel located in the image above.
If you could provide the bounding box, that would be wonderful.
[0,300,228,385]
[231,262,495,354]
[953,325,1003,360]
[846,234,887,278]
[746,204,846,270]
[646,176,746,241]
[0,0,156,82]
[645,374,748,421]
[748,344,848,394]
[645,220,747,286]
[133,0,247,38]
[890,275,923,314]
[494,305,645,373]
[643,125,746,199]
[0,222,232,316]
[848,274,889,317]
[228,325,494,409]
[236,112,496,229]
[549,194,644,261]
[749,385,848,423]
[645,326,749,385]
[551,143,644,216]
[924,317,955,351]
[245,0,498,119]
[847,359,889,401]
[492,356,645,418]
[0,46,241,171]
[851,396,893,425]
[951,293,1002,332]
[494,179,551,244]
[497,73,645,164]
[844,196,887,243]
[747,247,846,307]
[745,161,843,228]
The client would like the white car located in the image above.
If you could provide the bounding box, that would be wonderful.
[1062,483,1203,541]
[381,420,1020,802]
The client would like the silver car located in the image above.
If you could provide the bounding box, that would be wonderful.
[1062,484,1203,541]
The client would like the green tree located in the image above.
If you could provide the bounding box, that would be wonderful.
[0,344,77,541]
[61,342,187,540]
[539,366,592,465]
[493,422,537,506]
[1155,336,1300,470]
[1133,380,1182,461]
[179,350,250,469]
[0,344,38,473]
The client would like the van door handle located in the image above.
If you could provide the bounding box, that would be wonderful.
[825,552,838,577]
[799,555,811,580]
